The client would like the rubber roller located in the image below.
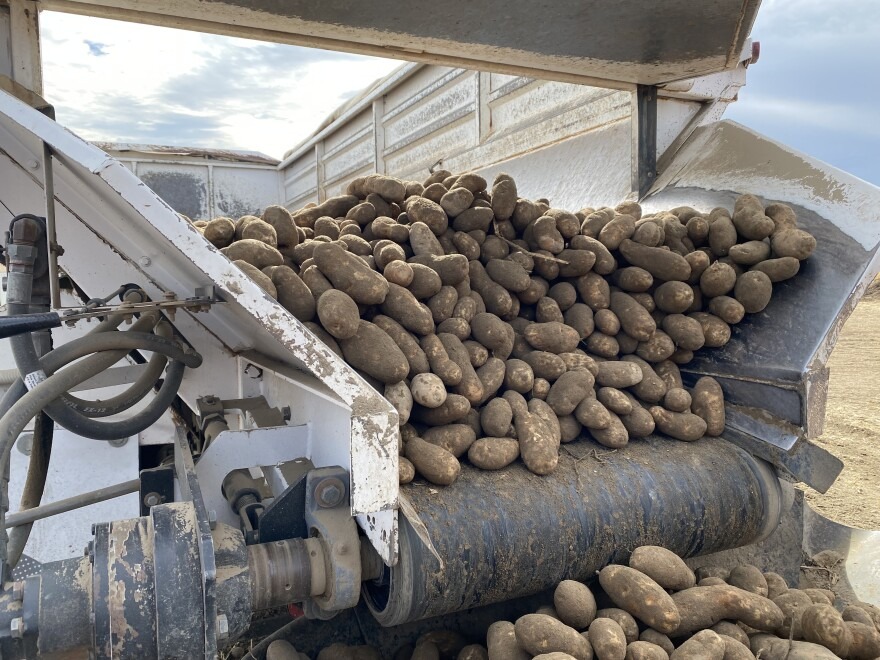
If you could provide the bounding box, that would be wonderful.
[365,436,785,626]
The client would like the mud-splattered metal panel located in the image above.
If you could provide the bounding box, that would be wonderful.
[46,0,760,86]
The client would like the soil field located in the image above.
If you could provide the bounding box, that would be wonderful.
[803,281,880,530]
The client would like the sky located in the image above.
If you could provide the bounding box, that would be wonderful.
[39,2,879,184]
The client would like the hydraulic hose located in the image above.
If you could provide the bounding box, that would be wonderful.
[0,330,201,569]
[6,411,51,567]
[59,320,172,418]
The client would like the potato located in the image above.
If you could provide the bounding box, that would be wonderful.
[624,641,666,660]
[487,621,530,660]
[631,221,663,247]
[423,424,476,458]
[638,630,674,656]
[440,333,484,404]
[532,654,577,660]
[409,263,444,300]
[661,387,691,413]
[405,436,460,485]
[596,609,639,645]
[422,334,463,386]
[661,315,705,351]
[618,399,655,438]
[234,261,277,298]
[619,239,690,281]
[570,235,616,274]
[560,352,599,376]
[554,580,597,630]
[515,614,592,660]
[471,313,515,359]
[469,261,513,317]
[385,381,413,425]
[562,303,595,339]
[749,634,840,660]
[258,205,298,247]
[669,629,725,659]
[532,215,565,253]
[524,322,581,354]
[845,621,880,660]
[728,240,771,266]
[582,208,614,237]
[597,388,632,415]
[733,270,772,313]
[537,297,564,323]
[411,641,441,660]
[316,644,380,660]
[653,281,694,314]
[688,313,730,348]
[613,267,653,293]
[340,321,409,384]
[610,292,656,341]
[588,411,629,448]
[265,265,315,321]
[313,242,389,304]
[728,565,768,596]
[304,321,342,357]
[635,331,676,363]
[575,397,612,430]
[699,262,736,298]
[516,411,559,475]
[596,361,643,388]
[223,239,285,269]
[800,604,851,656]
[398,456,416,484]
[454,206,495,233]
[620,356,667,403]
[577,273,611,310]
[314,290,358,339]
[413,393,470,425]
[772,590,813,639]
[599,565,681,634]
[476,357,506,404]
[456,644,489,660]
[842,605,875,628]
[629,546,696,591]
[411,253,470,287]
[409,221,444,256]
[588,618,627,660]
[750,256,800,282]
[440,187,474,217]
[771,227,816,260]
[803,588,834,605]
[468,437,520,470]
[204,217,236,248]
[598,214,636,250]
[410,373,447,409]
[650,407,707,442]
[294,195,360,228]
[670,585,785,635]
[547,370,596,415]
[684,250,709,285]
[373,315,431,378]
[707,296,744,324]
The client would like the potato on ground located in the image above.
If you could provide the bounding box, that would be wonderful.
[691,376,725,436]
[515,614,592,659]
[598,565,681,634]
[727,564,768,596]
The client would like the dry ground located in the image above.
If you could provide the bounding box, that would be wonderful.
[803,279,880,529]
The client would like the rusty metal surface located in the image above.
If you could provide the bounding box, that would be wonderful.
[44,0,760,87]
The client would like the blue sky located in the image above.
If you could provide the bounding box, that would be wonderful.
[40,2,879,185]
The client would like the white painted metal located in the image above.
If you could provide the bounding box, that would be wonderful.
[0,89,400,565]
[7,0,41,94]
[280,61,749,210]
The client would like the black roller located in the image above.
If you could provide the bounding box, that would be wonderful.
[365,436,784,626]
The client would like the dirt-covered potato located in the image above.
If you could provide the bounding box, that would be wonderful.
[596,609,639,645]
[468,437,520,470]
[688,313,731,348]
[629,546,696,591]
[638,630,674,656]
[669,629,725,660]
[654,281,695,314]
[546,370,595,415]
[598,214,636,250]
[707,295,745,324]
[317,289,360,339]
[514,614,592,659]
[516,411,559,475]
[487,621,530,660]
[699,261,737,298]
[846,621,880,660]
[264,265,315,321]
[595,361,643,388]
[440,333,485,405]
[690,377,725,436]
[624,641,667,660]
[523,351,567,381]
[661,314,705,352]
[422,334,463,386]
[223,239,285,269]
[340,321,409,384]
[234,261,277,298]
[204,217,236,248]
[373,315,430,378]
[621,356,667,403]
[471,313,515,359]
[727,564,768,596]
[241,218,278,247]
[404,436,460,485]
[588,410,629,448]
[597,388,633,415]
[708,214,737,257]
[385,381,412,426]
[750,256,800,282]
[671,584,785,635]
[554,580,597,630]
[750,634,840,660]
[399,456,415,484]
[611,292,656,341]
[771,227,816,260]
[649,407,707,442]
[619,239,691,281]
[598,565,681,634]
[800,604,852,657]
[575,397,612,430]
[524,322,581,354]
[618,397,655,438]
[588,618,627,660]
[422,424,476,458]
[733,270,773,313]
[410,372,447,409]
[313,242,389,305]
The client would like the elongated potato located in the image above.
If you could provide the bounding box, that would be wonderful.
[405,437,460,485]
[516,411,559,475]
[554,580,597,631]
[619,239,690,281]
[373,315,431,378]
[235,261,277,298]
[469,437,520,470]
[629,546,696,591]
[588,618,627,660]
[412,394,470,425]
[314,242,389,304]
[597,608,639,645]
[317,289,360,339]
[650,407,707,442]
[487,621,531,660]
[669,629,725,660]
[751,256,800,282]
[223,239,285,269]
[340,321,409,384]
[525,322,581,354]
[611,291,656,341]
[440,333,485,405]
[750,634,840,660]
[588,410,629,448]
[423,424,476,458]
[670,584,785,635]
[733,270,773,313]
[547,370,595,415]
[800,604,852,657]
[515,614,592,659]
[599,565,681,634]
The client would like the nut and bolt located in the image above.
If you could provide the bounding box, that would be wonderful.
[208,509,217,530]
[314,477,346,508]
[10,617,24,639]
[216,613,229,641]
[11,581,24,601]
[143,492,162,508]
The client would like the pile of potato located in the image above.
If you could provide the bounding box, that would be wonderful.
[193,170,816,486]
[241,545,880,659]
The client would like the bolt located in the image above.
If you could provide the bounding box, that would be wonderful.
[138,256,152,267]
[314,477,345,508]
[208,509,217,530]
[10,617,24,639]
[216,613,229,641]
[11,581,24,601]
[143,492,162,508]
[108,437,128,448]
[243,364,263,379]
[26,160,39,170]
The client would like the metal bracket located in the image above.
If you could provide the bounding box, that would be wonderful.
[139,465,175,516]
[632,84,658,198]
[302,467,361,618]
[196,395,289,431]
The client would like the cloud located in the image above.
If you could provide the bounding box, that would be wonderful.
[39,11,402,157]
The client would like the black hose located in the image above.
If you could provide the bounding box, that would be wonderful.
[59,321,172,418]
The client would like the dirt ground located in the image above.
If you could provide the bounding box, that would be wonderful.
[802,279,880,530]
